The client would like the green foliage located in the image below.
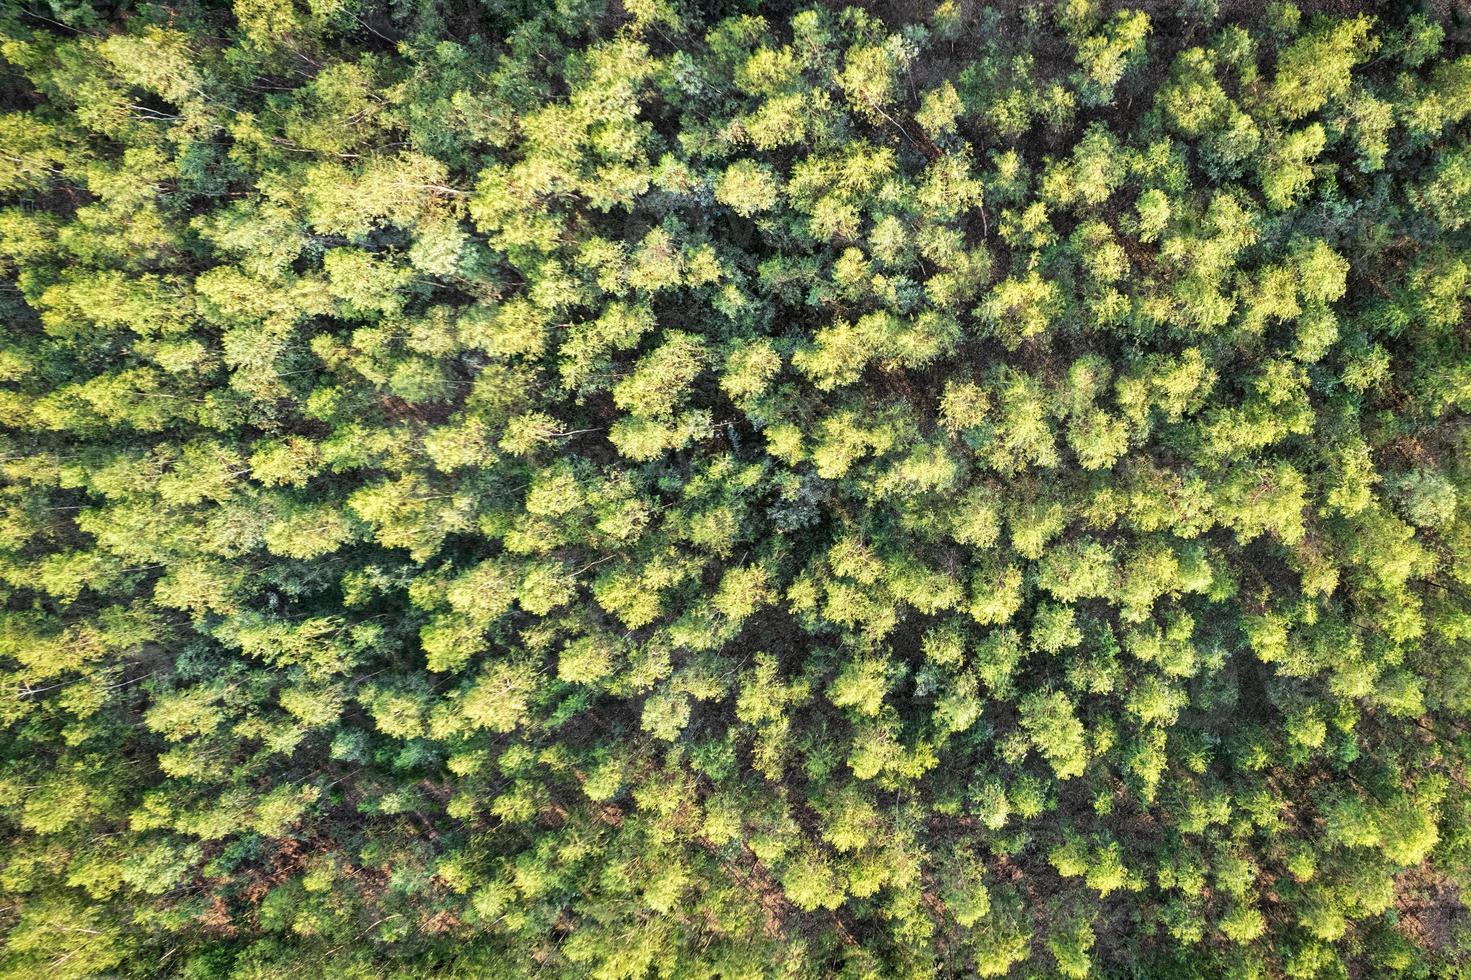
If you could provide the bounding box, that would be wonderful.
[1,1,1470,977]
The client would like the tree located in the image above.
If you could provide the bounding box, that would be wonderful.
[715,159,781,217]
[1020,690,1088,780]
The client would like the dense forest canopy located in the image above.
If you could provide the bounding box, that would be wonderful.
[3,0,1471,976]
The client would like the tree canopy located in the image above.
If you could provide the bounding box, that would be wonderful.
[3,0,1471,977]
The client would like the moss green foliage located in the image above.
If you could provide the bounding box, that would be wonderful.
[4,0,1471,976]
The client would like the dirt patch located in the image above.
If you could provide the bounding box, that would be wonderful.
[1396,866,1466,954]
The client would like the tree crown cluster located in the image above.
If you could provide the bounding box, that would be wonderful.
[3,0,1471,977]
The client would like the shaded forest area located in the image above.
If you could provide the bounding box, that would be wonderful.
[4,0,1471,976]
